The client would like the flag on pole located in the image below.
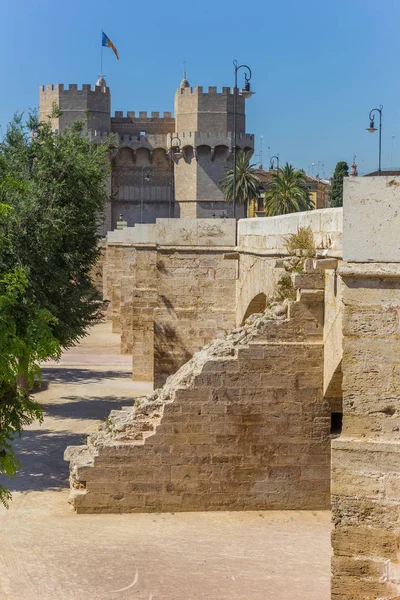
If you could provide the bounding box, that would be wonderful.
[102,31,119,60]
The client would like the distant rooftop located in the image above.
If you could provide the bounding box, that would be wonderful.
[255,168,330,186]
[364,168,400,176]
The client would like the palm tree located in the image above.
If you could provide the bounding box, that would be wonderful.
[220,151,261,215]
[263,163,313,216]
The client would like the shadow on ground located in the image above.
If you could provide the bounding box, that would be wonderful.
[2,394,136,492]
[0,429,84,492]
[41,368,132,385]
[43,396,134,420]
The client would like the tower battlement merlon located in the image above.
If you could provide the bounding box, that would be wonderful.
[40,83,110,94]
[93,131,114,139]
[112,110,173,120]
[178,86,234,96]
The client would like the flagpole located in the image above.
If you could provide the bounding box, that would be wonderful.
[100,30,103,75]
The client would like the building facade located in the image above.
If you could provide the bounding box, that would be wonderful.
[251,168,331,216]
[39,75,254,232]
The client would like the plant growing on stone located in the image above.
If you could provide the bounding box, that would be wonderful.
[284,226,315,258]
[0,110,111,506]
[277,226,316,274]
[263,163,313,216]
[275,274,296,302]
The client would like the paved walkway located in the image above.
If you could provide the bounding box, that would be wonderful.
[0,323,332,600]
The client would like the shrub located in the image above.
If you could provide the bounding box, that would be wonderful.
[284,226,315,257]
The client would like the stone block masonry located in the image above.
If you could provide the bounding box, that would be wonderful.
[103,220,238,384]
[65,261,330,514]
[331,263,400,600]
[331,177,400,600]
[103,244,138,333]
[153,247,237,387]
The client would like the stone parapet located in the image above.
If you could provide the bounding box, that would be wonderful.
[107,224,157,245]
[107,219,236,247]
[238,208,343,257]
[155,218,236,247]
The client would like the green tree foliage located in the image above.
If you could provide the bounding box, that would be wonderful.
[330,161,349,207]
[0,112,111,506]
[220,151,261,211]
[263,163,314,216]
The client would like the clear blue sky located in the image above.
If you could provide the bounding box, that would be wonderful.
[2,0,400,176]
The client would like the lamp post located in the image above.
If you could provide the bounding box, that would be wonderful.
[140,167,150,224]
[232,60,254,221]
[270,155,279,216]
[366,105,383,174]
[169,136,182,219]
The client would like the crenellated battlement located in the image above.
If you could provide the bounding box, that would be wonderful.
[92,131,170,150]
[40,83,109,94]
[177,85,233,96]
[112,111,173,120]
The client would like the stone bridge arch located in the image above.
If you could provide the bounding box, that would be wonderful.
[236,256,278,326]
[241,292,267,324]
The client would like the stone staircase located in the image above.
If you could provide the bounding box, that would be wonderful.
[65,258,331,513]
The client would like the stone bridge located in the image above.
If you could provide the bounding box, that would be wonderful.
[68,176,400,599]
[101,207,342,388]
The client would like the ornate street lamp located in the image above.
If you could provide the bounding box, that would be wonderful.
[270,155,280,216]
[170,136,182,159]
[233,60,254,222]
[169,136,182,218]
[366,105,383,174]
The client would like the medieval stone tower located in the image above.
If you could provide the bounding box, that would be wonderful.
[173,76,254,218]
[39,80,111,134]
[38,75,254,230]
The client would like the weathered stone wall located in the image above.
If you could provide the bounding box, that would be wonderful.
[105,245,158,358]
[104,220,238,384]
[66,262,330,514]
[127,247,158,373]
[331,177,400,600]
[343,176,400,262]
[131,287,158,381]
[331,264,400,600]
[103,244,138,333]
[154,247,237,387]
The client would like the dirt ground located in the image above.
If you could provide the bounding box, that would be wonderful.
[0,322,332,600]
